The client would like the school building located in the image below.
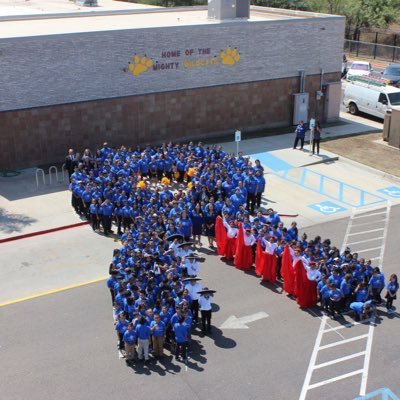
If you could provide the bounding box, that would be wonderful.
[0,0,345,169]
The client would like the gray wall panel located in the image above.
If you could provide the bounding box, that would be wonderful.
[0,16,345,111]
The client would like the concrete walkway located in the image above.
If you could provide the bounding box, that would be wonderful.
[0,113,393,241]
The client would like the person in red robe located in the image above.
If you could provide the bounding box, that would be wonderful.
[222,217,238,261]
[281,244,295,296]
[294,258,318,308]
[261,236,277,283]
[215,216,227,256]
[234,223,255,270]
[255,238,266,276]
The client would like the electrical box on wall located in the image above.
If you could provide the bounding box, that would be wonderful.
[208,0,250,20]
[293,92,309,125]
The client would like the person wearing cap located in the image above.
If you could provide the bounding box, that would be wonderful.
[184,278,202,325]
[198,288,214,334]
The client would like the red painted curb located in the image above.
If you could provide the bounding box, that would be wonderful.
[0,221,90,244]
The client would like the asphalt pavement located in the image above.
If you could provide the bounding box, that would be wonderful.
[0,207,399,400]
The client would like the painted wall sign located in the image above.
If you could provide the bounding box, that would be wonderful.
[126,46,241,76]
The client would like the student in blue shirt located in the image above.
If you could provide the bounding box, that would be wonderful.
[89,199,99,231]
[350,300,373,321]
[173,316,189,362]
[123,323,137,362]
[135,316,152,362]
[101,198,114,236]
[254,170,265,210]
[115,313,129,351]
[385,273,398,311]
[369,267,385,304]
[150,313,166,358]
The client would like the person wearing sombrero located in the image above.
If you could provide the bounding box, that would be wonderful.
[184,254,201,277]
[198,287,216,334]
[183,277,202,325]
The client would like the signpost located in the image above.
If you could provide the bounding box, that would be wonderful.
[309,118,315,153]
[235,130,241,156]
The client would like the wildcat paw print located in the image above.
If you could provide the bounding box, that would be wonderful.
[128,55,153,76]
[220,47,240,66]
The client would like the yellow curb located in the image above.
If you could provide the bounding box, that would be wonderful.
[0,277,108,307]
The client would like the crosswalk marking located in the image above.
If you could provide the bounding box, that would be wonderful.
[299,203,391,400]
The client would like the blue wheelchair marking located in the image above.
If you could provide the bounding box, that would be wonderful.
[377,186,400,198]
[273,168,387,208]
[353,387,399,400]
[308,201,347,215]
[251,152,294,172]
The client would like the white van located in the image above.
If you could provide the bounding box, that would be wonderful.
[343,78,400,119]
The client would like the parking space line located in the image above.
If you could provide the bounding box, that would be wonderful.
[347,237,384,246]
[308,370,364,390]
[0,277,108,307]
[313,351,366,370]
[352,220,386,228]
[348,228,384,236]
[353,211,386,219]
[323,318,375,333]
[353,246,383,253]
[319,334,369,350]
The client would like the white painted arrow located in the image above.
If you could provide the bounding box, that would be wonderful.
[219,311,269,329]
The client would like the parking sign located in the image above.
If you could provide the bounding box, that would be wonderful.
[235,130,241,142]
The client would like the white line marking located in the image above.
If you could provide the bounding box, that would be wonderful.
[347,228,384,236]
[359,201,391,396]
[353,211,386,219]
[299,316,328,400]
[347,237,384,246]
[352,220,386,227]
[319,334,369,350]
[341,207,356,253]
[323,318,375,333]
[308,369,364,390]
[313,351,366,370]
[368,256,380,261]
[352,246,383,253]
[307,309,346,339]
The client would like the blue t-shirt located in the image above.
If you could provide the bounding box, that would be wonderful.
[173,322,189,343]
[123,329,137,345]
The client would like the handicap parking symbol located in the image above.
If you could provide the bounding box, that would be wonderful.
[308,201,347,215]
[377,186,400,198]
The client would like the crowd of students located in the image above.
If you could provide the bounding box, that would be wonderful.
[66,141,398,364]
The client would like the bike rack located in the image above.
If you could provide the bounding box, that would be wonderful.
[61,163,68,182]
[48,166,59,185]
[36,168,46,188]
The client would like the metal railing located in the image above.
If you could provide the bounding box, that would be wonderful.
[344,39,400,62]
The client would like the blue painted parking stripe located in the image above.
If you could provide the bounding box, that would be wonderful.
[251,152,294,172]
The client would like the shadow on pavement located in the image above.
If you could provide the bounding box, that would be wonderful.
[0,207,37,235]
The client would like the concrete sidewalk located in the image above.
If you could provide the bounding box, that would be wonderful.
[0,114,392,240]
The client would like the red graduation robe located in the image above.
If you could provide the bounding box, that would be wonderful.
[234,223,253,270]
[281,244,295,296]
[294,259,318,308]
[215,216,227,256]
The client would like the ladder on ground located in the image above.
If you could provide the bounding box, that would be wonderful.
[299,203,391,400]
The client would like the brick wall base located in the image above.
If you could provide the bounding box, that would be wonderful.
[0,72,340,170]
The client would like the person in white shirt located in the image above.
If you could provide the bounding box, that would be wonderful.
[198,288,215,334]
[184,255,201,277]
[184,277,202,324]
[305,261,321,282]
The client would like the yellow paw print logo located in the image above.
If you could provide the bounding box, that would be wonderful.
[220,47,240,66]
[128,54,153,76]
